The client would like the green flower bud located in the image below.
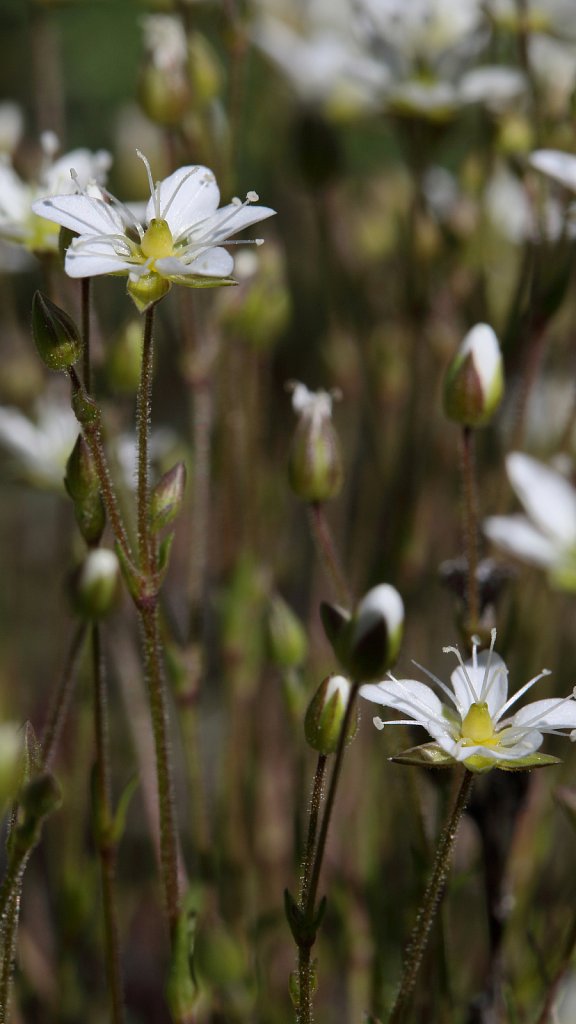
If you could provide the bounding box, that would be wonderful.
[443,324,504,428]
[151,462,187,534]
[288,382,343,502]
[138,66,191,126]
[304,674,357,754]
[323,585,404,681]
[187,32,223,108]
[106,320,144,395]
[166,891,199,1022]
[65,435,100,503]
[267,593,308,669]
[0,723,23,815]
[32,291,82,371]
[70,549,120,620]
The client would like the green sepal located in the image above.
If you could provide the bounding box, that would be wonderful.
[390,743,457,768]
[158,531,175,581]
[32,291,82,371]
[127,273,171,313]
[169,275,237,289]
[115,541,144,604]
[283,889,326,946]
[166,889,199,1023]
[320,601,350,649]
[495,752,562,772]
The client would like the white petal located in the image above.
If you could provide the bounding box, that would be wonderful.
[512,697,576,732]
[32,193,126,237]
[450,651,508,718]
[530,149,576,192]
[352,584,405,648]
[459,323,501,396]
[360,677,445,728]
[484,514,559,568]
[156,247,235,278]
[0,164,29,222]
[198,202,276,242]
[506,452,576,548]
[152,166,220,236]
[65,243,134,278]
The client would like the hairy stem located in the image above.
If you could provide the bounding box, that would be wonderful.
[460,428,479,641]
[387,769,474,1024]
[308,502,352,609]
[41,623,87,772]
[137,306,156,577]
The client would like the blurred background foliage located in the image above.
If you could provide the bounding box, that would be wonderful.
[2,1,576,1022]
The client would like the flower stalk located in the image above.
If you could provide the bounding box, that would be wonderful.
[387,769,474,1024]
[308,502,352,609]
[460,426,480,640]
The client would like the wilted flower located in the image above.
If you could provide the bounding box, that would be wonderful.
[33,151,275,311]
[287,381,343,502]
[361,631,576,772]
[0,131,111,254]
[484,452,576,590]
[0,397,79,491]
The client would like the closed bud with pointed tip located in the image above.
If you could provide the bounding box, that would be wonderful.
[267,593,308,669]
[305,674,358,754]
[32,291,82,371]
[336,584,404,681]
[288,381,343,502]
[151,462,187,534]
[443,323,504,428]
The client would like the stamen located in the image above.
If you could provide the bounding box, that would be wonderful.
[246,190,259,202]
[493,669,551,722]
[136,149,158,216]
[160,166,203,221]
[411,659,461,712]
[503,688,576,732]
[443,645,479,704]
[479,628,498,701]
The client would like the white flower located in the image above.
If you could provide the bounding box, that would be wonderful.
[484,452,576,589]
[529,148,576,192]
[32,151,275,311]
[0,132,111,254]
[289,381,336,425]
[360,631,576,771]
[141,15,188,71]
[0,397,79,491]
[0,102,23,154]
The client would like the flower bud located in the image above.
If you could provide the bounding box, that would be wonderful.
[0,723,22,814]
[32,291,82,371]
[70,549,120,620]
[267,594,308,669]
[443,323,504,428]
[323,584,404,681]
[65,435,100,503]
[288,382,343,503]
[106,320,144,395]
[304,674,357,754]
[187,32,223,108]
[139,16,191,125]
[151,462,187,534]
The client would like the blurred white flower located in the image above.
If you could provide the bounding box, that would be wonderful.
[0,132,111,255]
[0,102,24,155]
[33,151,275,311]
[361,631,576,771]
[484,452,576,589]
[0,397,79,491]
[113,428,182,492]
[141,15,188,71]
[486,0,576,39]
[485,164,567,243]
[530,148,576,191]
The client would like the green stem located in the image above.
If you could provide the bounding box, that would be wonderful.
[387,769,474,1024]
[295,754,328,1024]
[306,683,359,924]
[68,367,133,564]
[41,623,88,772]
[139,602,181,936]
[0,888,21,1021]
[137,306,156,576]
[92,627,126,1024]
[308,502,352,609]
[460,428,479,641]
[81,277,92,391]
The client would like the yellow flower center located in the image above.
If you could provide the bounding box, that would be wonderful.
[460,702,496,746]
[141,218,174,260]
